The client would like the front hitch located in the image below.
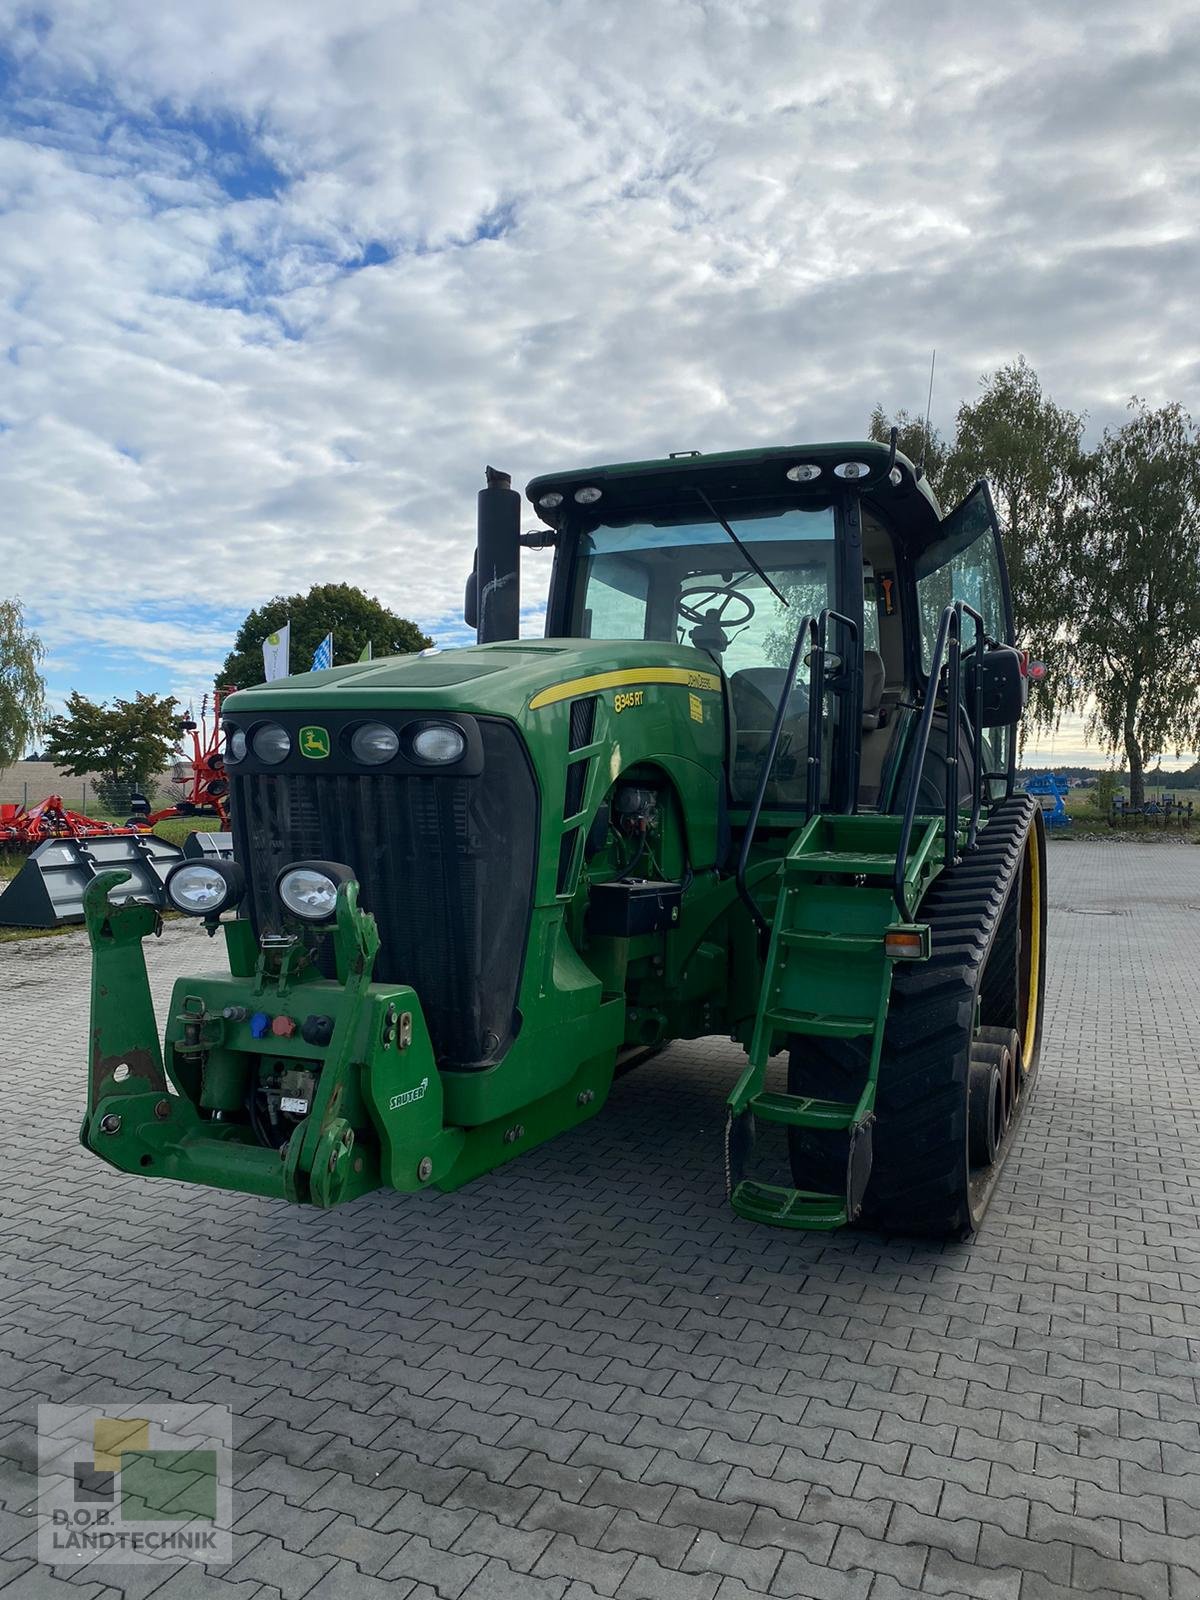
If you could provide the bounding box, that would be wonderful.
[80,872,459,1206]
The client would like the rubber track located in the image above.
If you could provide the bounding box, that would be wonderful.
[862,793,1036,1236]
[788,794,1037,1237]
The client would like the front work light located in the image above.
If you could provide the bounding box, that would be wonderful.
[165,859,246,917]
[350,722,400,764]
[410,723,467,764]
[277,860,357,922]
[224,723,247,762]
[252,722,291,764]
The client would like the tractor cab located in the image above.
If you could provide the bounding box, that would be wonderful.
[472,438,1023,828]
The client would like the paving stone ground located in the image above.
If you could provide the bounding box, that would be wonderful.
[1,840,1199,1600]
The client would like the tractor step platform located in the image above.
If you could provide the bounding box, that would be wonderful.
[748,1091,858,1130]
[785,849,900,877]
[762,1007,875,1039]
[779,928,879,954]
[730,1179,848,1229]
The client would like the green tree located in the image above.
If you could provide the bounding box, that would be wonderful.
[43,691,180,810]
[1092,770,1118,814]
[1059,400,1200,807]
[946,357,1085,716]
[0,597,47,766]
[220,582,432,689]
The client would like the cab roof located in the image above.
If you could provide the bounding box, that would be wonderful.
[525,439,946,550]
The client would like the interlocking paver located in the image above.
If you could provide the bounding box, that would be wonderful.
[0,841,1198,1599]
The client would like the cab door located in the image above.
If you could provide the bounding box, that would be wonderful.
[913,482,1014,799]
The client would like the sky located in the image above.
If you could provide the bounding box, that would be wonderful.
[1,0,1198,766]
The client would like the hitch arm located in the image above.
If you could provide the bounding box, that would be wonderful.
[83,872,168,1126]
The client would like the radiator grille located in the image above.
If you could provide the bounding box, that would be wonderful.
[231,721,537,1069]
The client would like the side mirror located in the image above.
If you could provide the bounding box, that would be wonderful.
[965,646,1027,728]
[464,561,478,630]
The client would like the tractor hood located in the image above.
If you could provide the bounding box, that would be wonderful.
[223,639,724,724]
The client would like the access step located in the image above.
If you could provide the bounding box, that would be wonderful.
[763,1007,875,1039]
[749,1091,859,1130]
[730,1180,847,1230]
[786,850,901,878]
[779,929,880,954]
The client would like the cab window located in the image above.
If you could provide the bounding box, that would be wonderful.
[574,505,840,805]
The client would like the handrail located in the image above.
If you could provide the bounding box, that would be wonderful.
[892,600,987,919]
[811,609,862,813]
[735,614,816,948]
[734,607,860,950]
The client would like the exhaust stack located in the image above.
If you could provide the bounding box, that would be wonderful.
[476,465,521,643]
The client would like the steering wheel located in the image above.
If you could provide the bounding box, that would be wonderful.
[677,585,756,628]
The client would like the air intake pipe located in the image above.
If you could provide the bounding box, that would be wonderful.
[475,465,521,643]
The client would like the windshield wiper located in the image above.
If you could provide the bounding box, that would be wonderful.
[690,486,789,608]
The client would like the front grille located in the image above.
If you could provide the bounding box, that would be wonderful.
[231,720,537,1069]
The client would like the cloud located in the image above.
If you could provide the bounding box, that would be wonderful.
[1,0,1198,754]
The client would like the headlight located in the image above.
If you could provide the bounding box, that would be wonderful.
[224,723,246,762]
[410,723,466,764]
[277,859,356,922]
[350,722,400,765]
[252,722,291,764]
[165,860,246,917]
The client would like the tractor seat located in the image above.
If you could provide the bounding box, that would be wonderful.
[729,668,808,731]
[861,650,885,730]
[858,651,891,807]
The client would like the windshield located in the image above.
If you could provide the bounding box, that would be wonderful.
[572,504,839,805]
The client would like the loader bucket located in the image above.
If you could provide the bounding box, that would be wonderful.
[182,830,234,860]
[0,834,185,928]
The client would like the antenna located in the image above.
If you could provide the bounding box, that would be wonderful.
[920,349,937,472]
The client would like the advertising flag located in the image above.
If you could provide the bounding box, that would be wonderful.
[311,632,333,672]
[358,640,373,662]
[262,622,290,682]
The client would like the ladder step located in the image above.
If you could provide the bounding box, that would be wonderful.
[730,1180,848,1230]
[765,1008,875,1039]
[780,929,879,954]
[750,1092,858,1130]
[787,850,899,877]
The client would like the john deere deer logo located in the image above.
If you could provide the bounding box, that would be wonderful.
[299,726,330,759]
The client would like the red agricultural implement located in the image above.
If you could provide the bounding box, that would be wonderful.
[127,688,232,830]
[0,796,141,853]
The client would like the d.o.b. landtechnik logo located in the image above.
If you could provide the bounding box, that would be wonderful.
[38,1403,232,1565]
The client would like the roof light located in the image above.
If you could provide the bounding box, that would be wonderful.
[574,486,602,504]
[888,466,903,487]
[538,492,563,509]
[834,461,871,480]
[786,464,822,483]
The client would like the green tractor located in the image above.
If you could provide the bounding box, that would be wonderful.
[82,437,1046,1237]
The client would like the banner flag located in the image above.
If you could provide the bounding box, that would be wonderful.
[358,640,373,662]
[311,632,333,672]
[262,622,291,682]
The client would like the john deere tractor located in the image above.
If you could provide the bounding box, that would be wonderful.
[82,438,1046,1237]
